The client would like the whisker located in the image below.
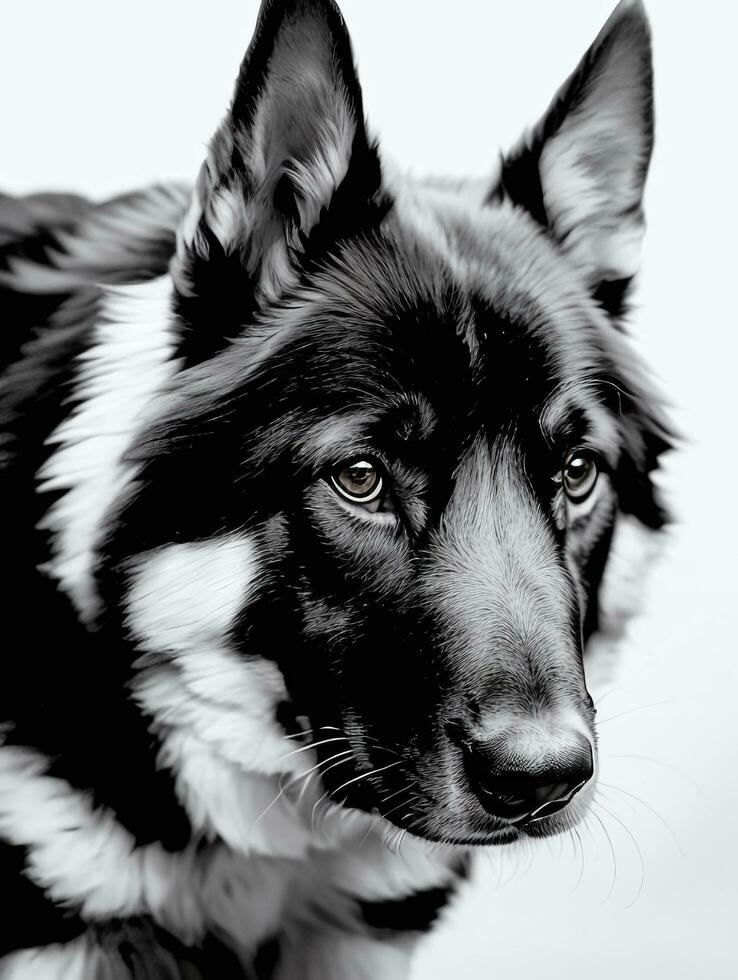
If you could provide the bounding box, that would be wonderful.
[590,809,618,903]
[293,749,355,802]
[596,699,673,726]
[594,797,645,909]
[598,781,685,858]
[593,687,620,709]
[311,760,403,833]
[276,736,348,764]
[254,749,354,824]
[358,820,377,849]
[295,751,354,803]
[309,756,364,832]
[580,812,599,861]
[331,761,404,799]
[608,754,709,801]
[381,793,421,823]
[516,837,536,886]
[281,729,314,741]
[311,752,356,788]
[572,827,585,891]
[498,846,521,889]
[377,783,414,807]
[402,813,426,842]
[387,826,402,854]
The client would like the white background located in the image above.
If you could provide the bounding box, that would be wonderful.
[2,2,737,977]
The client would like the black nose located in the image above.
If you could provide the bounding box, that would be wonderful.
[463,737,594,825]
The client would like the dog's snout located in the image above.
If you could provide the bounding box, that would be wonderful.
[460,731,594,825]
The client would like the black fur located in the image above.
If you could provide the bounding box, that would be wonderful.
[358,885,456,934]
[0,0,671,973]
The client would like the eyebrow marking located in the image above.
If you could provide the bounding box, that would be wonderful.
[538,379,621,463]
[298,412,379,467]
[392,392,438,442]
[297,392,439,471]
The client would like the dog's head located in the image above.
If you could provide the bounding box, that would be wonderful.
[113,0,670,847]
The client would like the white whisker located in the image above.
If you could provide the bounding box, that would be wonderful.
[594,797,645,909]
[598,781,685,857]
[596,699,672,727]
[591,808,617,903]
[331,760,404,799]
[276,736,347,764]
[254,749,355,825]
[281,729,314,741]
[310,760,403,832]
[572,826,585,891]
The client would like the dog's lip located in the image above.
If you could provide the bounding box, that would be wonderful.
[370,806,521,847]
[506,777,589,827]
[445,826,522,847]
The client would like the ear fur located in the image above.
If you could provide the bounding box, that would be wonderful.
[492,0,654,307]
[173,0,386,353]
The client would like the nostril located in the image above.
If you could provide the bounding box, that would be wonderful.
[464,740,594,824]
[534,782,571,806]
[471,767,541,822]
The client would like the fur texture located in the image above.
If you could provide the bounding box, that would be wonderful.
[0,1,670,976]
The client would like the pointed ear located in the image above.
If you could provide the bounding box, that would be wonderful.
[174,0,385,311]
[492,0,654,310]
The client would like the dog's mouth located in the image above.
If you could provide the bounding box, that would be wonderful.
[353,771,596,849]
[363,803,585,849]
[290,718,596,848]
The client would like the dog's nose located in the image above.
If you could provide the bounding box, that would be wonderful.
[463,735,593,824]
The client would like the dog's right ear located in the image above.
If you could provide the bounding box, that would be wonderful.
[173,0,385,356]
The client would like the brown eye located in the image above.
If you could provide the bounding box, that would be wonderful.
[562,450,599,502]
[330,459,383,504]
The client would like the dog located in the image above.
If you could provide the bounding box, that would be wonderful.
[0,0,671,976]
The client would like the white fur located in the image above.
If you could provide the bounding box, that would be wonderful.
[0,938,92,980]
[0,741,456,968]
[126,536,320,856]
[127,538,312,766]
[37,276,181,621]
[126,535,262,653]
[314,823,458,902]
[586,513,667,690]
[597,513,666,636]
[471,708,592,756]
[0,746,201,931]
[159,724,314,858]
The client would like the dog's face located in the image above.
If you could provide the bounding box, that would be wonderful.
[109,0,669,847]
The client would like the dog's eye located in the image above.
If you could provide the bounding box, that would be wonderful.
[561,450,599,502]
[330,459,384,505]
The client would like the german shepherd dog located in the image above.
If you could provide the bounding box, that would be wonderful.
[0,0,670,976]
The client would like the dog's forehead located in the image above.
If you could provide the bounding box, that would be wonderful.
[388,181,591,319]
[288,193,607,413]
[143,195,617,468]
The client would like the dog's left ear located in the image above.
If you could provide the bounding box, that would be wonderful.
[173,0,385,334]
[491,0,653,311]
